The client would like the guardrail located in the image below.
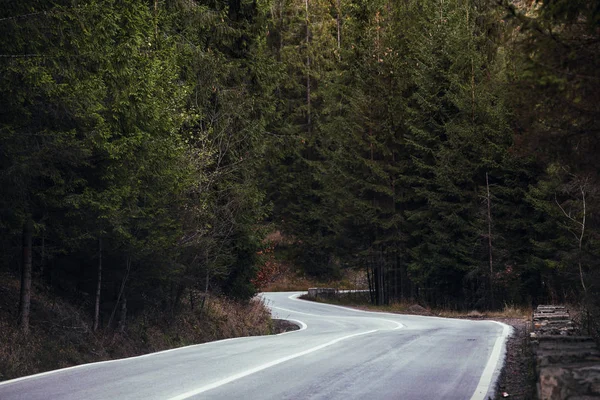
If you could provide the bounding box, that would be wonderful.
[306,288,337,298]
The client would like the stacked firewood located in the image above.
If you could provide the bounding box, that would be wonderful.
[531,305,600,399]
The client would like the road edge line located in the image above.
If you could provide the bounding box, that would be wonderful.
[274,301,404,331]
[469,321,513,400]
[167,329,379,400]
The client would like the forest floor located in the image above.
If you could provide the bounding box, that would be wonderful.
[0,271,275,382]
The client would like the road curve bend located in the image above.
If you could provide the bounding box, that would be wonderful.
[0,291,511,400]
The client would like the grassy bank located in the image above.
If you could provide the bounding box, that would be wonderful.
[0,272,273,382]
[299,291,532,319]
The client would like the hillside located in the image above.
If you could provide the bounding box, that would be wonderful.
[0,271,272,382]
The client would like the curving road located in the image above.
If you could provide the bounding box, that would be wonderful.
[0,292,511,400]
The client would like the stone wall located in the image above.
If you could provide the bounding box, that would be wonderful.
[531,305,600,399]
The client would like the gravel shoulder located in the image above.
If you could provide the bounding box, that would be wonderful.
[489,318,535,400]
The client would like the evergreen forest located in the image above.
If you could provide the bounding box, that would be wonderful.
[1,0,599,335]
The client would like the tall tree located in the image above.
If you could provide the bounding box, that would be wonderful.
[504,0,600,303]
[402,0,516,308]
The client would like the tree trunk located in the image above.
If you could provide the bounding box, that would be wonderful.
[366,262,374,304]
[199,267,210,315]
[18,218,34,334]
[108,256,131,329]
[172,283,185,316]
[39,233,45,277]
[384,263,389,305]
[374,259,385,306]
[305,0,311,133]
[336,0,341,53]
[93,238,102,332]
[555,184,588,294]
[378,264,385,306]
[578,186,587,294]
[486,172,494,308]
[393,255,398,302]
[278,0,284,58]
[118,294,127,333]
[154,0,159,38]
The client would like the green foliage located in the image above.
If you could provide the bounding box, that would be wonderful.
[504,0,600,303]
[0,0,275,325]
[1,0,597,324]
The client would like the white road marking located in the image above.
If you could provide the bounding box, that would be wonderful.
[271,305,320,316]
[0,296,310,388]
[167,329,379,400]
[469,321,513,400]
[289,292,463,322]
[0,332,260,387]
[1,291,509,400]
[384,319,404,330]
[288,291,510,397]
[284,293,408,330]
[271,305,404,330]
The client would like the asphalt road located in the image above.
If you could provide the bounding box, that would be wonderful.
[0,292,511,400]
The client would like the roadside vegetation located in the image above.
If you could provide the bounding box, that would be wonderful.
[299,291,531,320]
[0,272,272,382]
[1,0,599,383]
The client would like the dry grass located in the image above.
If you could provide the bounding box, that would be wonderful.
[0,273,103,380]
[301,292,532,320]
[437,304,532,319]
[120,295,272,356]
[0,272,273,382]
[299,292,422,314]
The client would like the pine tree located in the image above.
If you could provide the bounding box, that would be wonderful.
[325,0,412,304]
[262,0,342,277]
[402,0,517,308]
[502,0,600,304]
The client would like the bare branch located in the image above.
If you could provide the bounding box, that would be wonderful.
[554,193,583,227]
